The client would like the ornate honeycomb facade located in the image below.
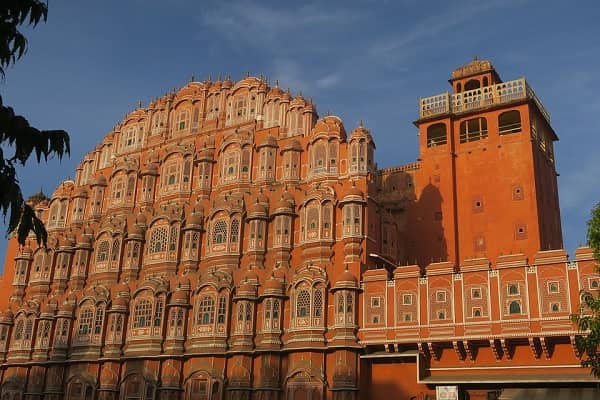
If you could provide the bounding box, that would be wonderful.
[0,61,597,400]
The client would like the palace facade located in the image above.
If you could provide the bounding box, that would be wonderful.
[0,59,598,400]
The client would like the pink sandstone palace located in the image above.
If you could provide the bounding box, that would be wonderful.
[0,59,598,400]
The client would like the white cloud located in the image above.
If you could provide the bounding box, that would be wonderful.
[198,1,361,48]
[316,73,342,89]
[370,0,526,60]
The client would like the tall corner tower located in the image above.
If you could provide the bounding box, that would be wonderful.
[412,58,562,265]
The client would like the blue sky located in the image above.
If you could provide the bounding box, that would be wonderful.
[1,0,600,267]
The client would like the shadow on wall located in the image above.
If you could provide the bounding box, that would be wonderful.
[376,169,448,268]
[409,183,448,267]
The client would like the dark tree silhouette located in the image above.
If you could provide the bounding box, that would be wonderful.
[0,0,70,246]
[571,202,600,377]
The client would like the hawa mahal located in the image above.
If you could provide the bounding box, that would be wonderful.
[0,59,598,400]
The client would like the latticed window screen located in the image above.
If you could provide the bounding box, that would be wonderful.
[198,296,215,325]
[217,296,227,323]
[41,321,51,338]
[78,309,93,335]
[313,288,323,317]
[154,299,164,327]
[213,220,227,244]
[96,241,110,262]
[111,239,120,261]
[230,219,240,243]
[14,320,23,340]
[94,307,104,334]
[149,226,168,254]
[169,226,178,251]
[346,293,353,312]
[297,290,310,317]
[134,299,152,328]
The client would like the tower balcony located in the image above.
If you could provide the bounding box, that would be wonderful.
[418,78,550,123]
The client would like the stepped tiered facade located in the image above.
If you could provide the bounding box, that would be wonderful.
[0,59,598,400]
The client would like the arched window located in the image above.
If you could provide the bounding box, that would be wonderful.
[14,320,24,341]
[229,218,240,243]
[509,300,521,314]
[236,300,253,334]
[198,296,215,325]
[67,379,95,400]
[427,123,447,147]
[273,215,291,247]
[198,161,212,189]
[111,175,126,204]
[175,109,189,132]
[312,142,326,174]
[94,306,104,334]
[120,125,138,153]
[460,117,488,143]
[263,299,281,331]
[213,220,227,244]
[151,111,163,135]
[282,150,300,180]
[78,308,94,336]
[265,99,280,128]
[110,238,121,265]
[96,240,109,263]
[343,204,362,238]
[508,284,519,295]
[221,149,240,183]
[498,110,522,135]
[134,299,153,328]
[296,290,310,317]
[464,79,480,91]
[122,374,155,400]
[149,226,168,254]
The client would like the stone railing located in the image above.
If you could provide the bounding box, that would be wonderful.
[419,78,550,123]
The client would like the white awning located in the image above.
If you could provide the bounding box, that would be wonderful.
[499,387,600,400]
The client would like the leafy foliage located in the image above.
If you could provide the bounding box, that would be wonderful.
[0,1,70,246]
[571,202,600,377]
[588,202,600,262]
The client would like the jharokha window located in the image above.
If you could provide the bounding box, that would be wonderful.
[309,139,339,176]
[75,302,105,344]
[291,283,325,329]
[263,298,281,332]
[146,222,179,263]
[120,124,139,153]
[220,146,251,184]
[301,200,334,242]
[287,106,304,136]
[174,109,189,133]
[335,291,355,326]
[235,301,254,334]
[160,156,192,194]
[129,294,165,336]
[207,214,242,255]
[10,314,35,350]
[192,290,229,336]
[93,234,121,273]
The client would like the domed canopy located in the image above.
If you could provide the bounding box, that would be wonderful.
[90,175,107,187]
[170,289,189,305]
[258,134,278,148]
[247,201,268,219]
[334,268,358,290]
[341,185,366,204]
